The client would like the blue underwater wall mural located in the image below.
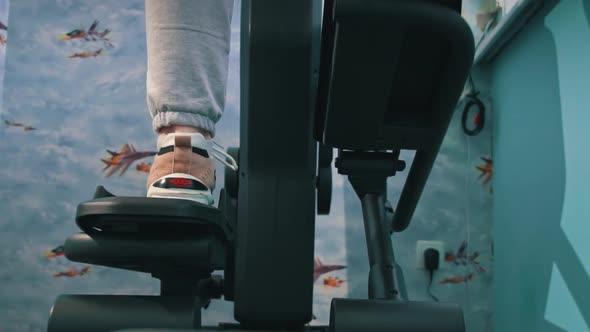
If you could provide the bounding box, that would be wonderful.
[0,1,494,331]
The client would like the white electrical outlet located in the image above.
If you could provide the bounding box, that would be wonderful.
[416,240,445,270]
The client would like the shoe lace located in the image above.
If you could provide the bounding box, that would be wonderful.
[211,139,238,171]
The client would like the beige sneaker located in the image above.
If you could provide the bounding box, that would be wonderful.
[146,132,237,205]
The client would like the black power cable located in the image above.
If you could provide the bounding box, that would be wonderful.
[424,248,440,302]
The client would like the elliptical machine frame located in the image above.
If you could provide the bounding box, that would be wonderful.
[47,0,474,331]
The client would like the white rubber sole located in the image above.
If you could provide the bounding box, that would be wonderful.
[147,173,214,205]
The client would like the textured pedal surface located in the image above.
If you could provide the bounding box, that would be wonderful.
[75,196,229,240]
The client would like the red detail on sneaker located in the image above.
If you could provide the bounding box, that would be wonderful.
[168,178,193,187]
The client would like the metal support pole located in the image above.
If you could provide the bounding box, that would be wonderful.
[349,175,401,300]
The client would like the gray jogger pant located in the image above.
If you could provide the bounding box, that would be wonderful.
[145,0,234,138]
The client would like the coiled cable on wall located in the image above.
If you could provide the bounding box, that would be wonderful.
[461,75,486,136]
[461,11,499,137]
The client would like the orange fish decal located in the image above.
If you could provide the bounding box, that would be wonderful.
[59,20,114,47]
[52,266,91,278]
[476,157,493,193]
[136,162,151,173]
[439,274,477,284]
[323,275,346,287]
[68,49,104,58]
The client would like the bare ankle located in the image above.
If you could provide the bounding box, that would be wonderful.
[159,125,212,139]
